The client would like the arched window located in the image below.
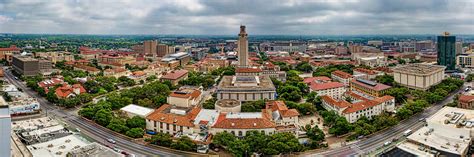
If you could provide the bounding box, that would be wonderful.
[231,131,235,135]
[238,131,243,137]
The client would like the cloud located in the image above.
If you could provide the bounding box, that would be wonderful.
[0,0,473,35]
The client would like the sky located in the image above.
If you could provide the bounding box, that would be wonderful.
[0,0,473,35]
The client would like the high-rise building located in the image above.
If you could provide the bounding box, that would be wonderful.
[0,105,11,157]
[456,41,463,55]
[237,25,248,67]
[156,44,169,57]
[437,32,456,71]
[143,40,158,56]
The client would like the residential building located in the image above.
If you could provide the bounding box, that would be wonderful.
[352,52,387,68]
[0,105,11,157]
[216,75,276,102]
[103,67,129,78]
[458,94,474,109]
[392,64,445,91]
[55,84,86,98]
[350,79,391,97]
[0,45,20,63]
[160,70,189,85]
[144,40,158,56]
[167,88,202,108]
[238,25,249,67]
[457,53,474,68]
[35,51,74,64]
[146,104,201,135]
[456,41,463,55]
[72,64,101,75]
[321,91,395,123]
[353,68,380,80]
[437,32,456,71]
[265,101,300,135]
[397,107,473,157]
[157,43,169,57]
[211,111,276,137]
[304,76,346,99]
[38,78,64,93]
[331,70,353,86]
[161,52,191,67]
[12,55,53,77]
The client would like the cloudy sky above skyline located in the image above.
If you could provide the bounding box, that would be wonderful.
[0,0,473,35]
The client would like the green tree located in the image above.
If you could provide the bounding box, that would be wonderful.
[296,62,313,73]
[79,107,96,120]
[170,136,196,151]
[107,118,130,134]
[328,117,352,136]
[374,74,395,86]
[148,133,173,147]
[94,109,113,126]
[228,140,250,157]
[126,116,146,129]
[244,131,268,153]
[126,128,144,138]
[213,132,237,148]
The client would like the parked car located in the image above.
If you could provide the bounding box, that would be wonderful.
[384,141,392,146]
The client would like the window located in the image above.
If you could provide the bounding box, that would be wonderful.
[238,131,243,137]
[231,131,235,135]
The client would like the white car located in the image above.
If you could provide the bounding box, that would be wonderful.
[107,138,116,144]
[384,141,392,146]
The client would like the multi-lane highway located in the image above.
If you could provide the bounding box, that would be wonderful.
[4,68,190,157]
[309,84,464,156]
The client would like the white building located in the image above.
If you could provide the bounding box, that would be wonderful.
[321,91,395,123]
[304,76,346,100]
[398,107,474,156]
[216,75,276,102]
[392,64,446,91]
[167,89,202,108]
[331,70,353,86]
[0,105,11,157]
[120,104,154,118]
[146,101,299,138]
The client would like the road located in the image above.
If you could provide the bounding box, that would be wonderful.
[4,69,187,157]
[309,84,464,156]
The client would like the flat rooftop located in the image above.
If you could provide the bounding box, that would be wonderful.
[120,104,154,117]
[217,75,275,91]
[392,63,445,75]
[226,112,262,119]
[216,99,240,108]
[68,142,122,157]
[12,117,60,132]
[27,134,90,157]
[427,106,474,130]
[193,109,220,126]
[407,126,470,156]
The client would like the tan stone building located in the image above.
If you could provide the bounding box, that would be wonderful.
[392,64,445,91]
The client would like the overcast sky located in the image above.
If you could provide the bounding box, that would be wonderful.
[0,0,473,35]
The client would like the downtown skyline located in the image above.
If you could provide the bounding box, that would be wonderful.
[0,0,473,35]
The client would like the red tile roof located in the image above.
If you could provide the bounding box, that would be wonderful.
[332,70,353,79]
[146,104,201,127]
[343,95,394,114]
[310,82,345,91]
[354,68,376,75]
[303,76,332,84]
[161,70,188,80]
[321,94,394,114]
[169,90,201,99]
[212,112,276,129]
[459,94,474,103]
[235,67,263,73]
[55,84,86,98]
[0,45,20,51]
[351,79,391,91]
[74,64,100,72]
[265,101,300,117]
